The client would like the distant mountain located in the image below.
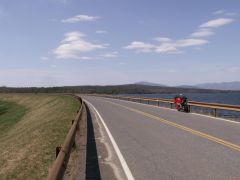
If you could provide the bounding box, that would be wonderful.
[195,81,240,90]
[134,81,240,91]
[176,85,198,89]
[135,81,167,87]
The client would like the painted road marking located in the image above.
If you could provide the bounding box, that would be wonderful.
[104,99,240,152]
[84,99,135,180]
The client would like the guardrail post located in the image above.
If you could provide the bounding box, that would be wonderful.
[214,108,217,117]
[56,146,61,158]
[170,103,172,109]
[158,101,160,106]
[148,100,149,104]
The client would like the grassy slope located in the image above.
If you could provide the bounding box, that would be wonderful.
[0,101,27,136]
[0,94,80,179]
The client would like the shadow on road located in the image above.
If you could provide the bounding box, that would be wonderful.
[85,105,101,180]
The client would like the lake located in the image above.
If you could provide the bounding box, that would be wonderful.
[120,92,240,121]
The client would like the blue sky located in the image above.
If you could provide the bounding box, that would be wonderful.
[0,0,239,87]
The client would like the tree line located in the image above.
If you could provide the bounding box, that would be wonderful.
[0,84,235,94]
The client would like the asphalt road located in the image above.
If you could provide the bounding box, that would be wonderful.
[82,95,240,180]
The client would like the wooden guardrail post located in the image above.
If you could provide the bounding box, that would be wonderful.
[56,146,61,158]
[47,96,83,180]
[213,108,217,117]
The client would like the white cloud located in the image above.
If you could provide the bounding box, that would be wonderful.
[125,38,208,54]
[175,39,208,47]
[200,18,234,28]
[125,14,233,55]
[213,10,238,17]
[80,56,95,60]
[62,15,100,23]
[155,38,208,54]
[191,29,215,37]
[155,43,180,54]
[154,37,172,42]
[213,10,225,15]
[124,41,155,52]
[53,31,107,59]
[62,31,85,42]
[102,51,118,58]
[96,30,108,34]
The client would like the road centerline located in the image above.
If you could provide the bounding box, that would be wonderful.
[103,99,240,152]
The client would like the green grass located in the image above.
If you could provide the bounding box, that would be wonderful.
[0,101,27,136]
[0,94,80,179]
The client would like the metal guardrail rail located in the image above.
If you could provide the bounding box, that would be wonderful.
[47,95,84,180]
[95,95,240,117]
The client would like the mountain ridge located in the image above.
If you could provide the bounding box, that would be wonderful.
[135,81,240,90]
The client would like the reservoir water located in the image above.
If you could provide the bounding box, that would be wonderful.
[121,92,240,121]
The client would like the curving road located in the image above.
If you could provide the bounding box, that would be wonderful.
[82,95,240,180]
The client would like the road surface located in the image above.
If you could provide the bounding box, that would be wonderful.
[82,95,240,180]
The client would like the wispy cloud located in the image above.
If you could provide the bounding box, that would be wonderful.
[124,41,155,53]
[213,10,238,17]
[191,29,215,37]
[154,37,172,42]
[213,10,225,15]
[126,14,235,55]
[53,31,107,59]
[200,18,234,28]
[96,30,108,34]
[155,43,180,54]
[155,38,208,54]
[101,51,118,58]
[226,12,238,17]
[125,38,208,54]
[62,15,100,23]
[79,56,95,60]
[174,39,208,47]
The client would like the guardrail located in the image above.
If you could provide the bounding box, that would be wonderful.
[95,95,240,118]
[47,95,84,180]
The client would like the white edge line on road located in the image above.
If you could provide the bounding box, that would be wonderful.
[84,99,135,180]
[101,97,240,125]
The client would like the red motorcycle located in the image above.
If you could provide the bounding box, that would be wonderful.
[174,96,189,112]
[174,97,182,111]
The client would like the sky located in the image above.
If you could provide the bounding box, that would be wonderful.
[0,0,239,87]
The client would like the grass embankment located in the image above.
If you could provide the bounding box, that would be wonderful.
[0,94,80,179]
